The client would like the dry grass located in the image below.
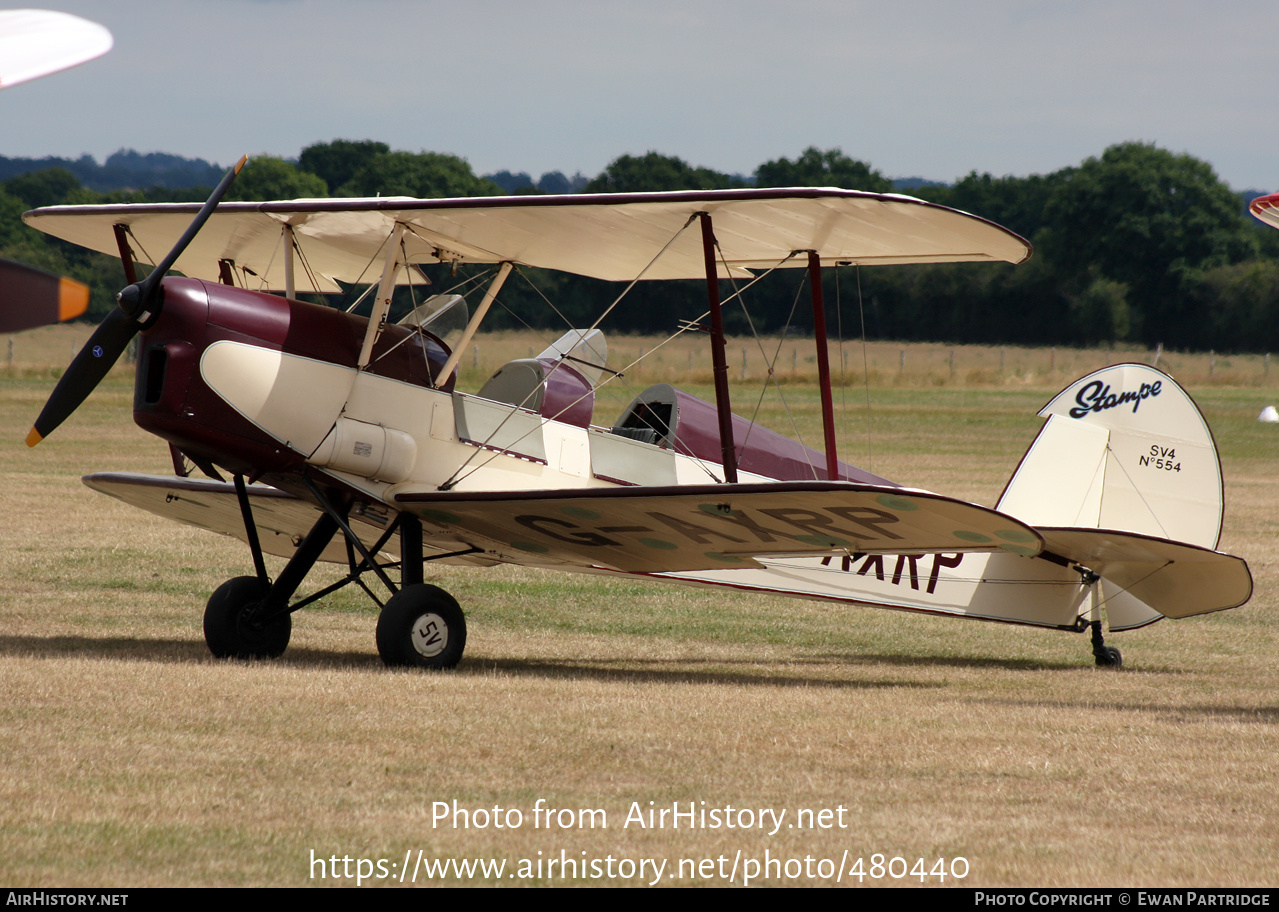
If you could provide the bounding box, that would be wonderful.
[0,328,1276,887]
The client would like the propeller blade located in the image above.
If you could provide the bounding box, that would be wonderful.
[26,308,138,446]
[122,154,248,319]
[28,154,248,446]
[0,258,89,332]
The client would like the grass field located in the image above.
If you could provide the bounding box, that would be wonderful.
[0,327,1277,887]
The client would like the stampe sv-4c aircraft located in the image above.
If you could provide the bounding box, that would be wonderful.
[20,159,1253,669]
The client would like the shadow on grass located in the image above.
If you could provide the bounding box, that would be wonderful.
[2,634,1203,693]
[0,633,949,689]
[459,655,946,690]
[807,651,1084,672]
[0,634,377,669]
[975,696,1279,724]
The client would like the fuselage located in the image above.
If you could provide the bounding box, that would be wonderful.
[128,278,1161,634]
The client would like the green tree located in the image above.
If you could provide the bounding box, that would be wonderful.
[338,151,500,198]
[754,147,891,192]
[225,156,328,201]
[1041,142,1255,345]
[1067,273,1132,344]
[1185,259,1279,351]
[2,167,81,209]
[0,190,33,247]
[585,152,738,193]
[298,140,389,193]
[920,170,1063,242]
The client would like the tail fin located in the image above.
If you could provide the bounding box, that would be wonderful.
[996,364,1223,550]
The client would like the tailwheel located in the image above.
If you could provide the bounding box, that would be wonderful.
[204,575,291,659]
[1094,646,1123,669]
[1089,619,1122,669]
[376,584,466,669]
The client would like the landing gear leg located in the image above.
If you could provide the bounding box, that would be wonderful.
[375,514,467,669]
[1090,620,1122,668]
[1080,568,1122,669]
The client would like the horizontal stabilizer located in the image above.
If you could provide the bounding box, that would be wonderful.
[394,481,1043,573]
[1040,526,1252,619]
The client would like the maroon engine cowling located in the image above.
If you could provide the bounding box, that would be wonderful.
[134,278,452,478]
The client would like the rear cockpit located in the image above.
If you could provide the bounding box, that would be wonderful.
[473,329,606,428]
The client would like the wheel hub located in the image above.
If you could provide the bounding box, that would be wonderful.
[410,612,450,658]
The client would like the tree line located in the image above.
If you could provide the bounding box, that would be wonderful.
[3,139,1277,352]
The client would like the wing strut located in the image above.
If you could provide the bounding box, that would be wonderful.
[112,223,138,284]
[807,251,839,479]
[283,225,296,300]
[433,261,514,386]
[699,212,738,482]
[357,223,406,368]
[233,473,270,586]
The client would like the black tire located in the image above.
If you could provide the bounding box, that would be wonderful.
[376,584,466,669]
[1094,646,1123,669]
[204,576,290,659]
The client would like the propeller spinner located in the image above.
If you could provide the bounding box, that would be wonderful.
[26,155,247,447]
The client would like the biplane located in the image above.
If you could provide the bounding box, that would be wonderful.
[18,160,1252,669]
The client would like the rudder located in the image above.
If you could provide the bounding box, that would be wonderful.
[996,363,1223,549]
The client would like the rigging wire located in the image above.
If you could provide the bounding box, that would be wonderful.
[439,215,699,490]
[835,264,848,468]
[855,265,874,472]
[729,255,820,479]
[292,232,324,296]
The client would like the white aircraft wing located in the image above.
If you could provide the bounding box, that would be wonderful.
[24,188,1032,292]
[0,10,112,89]
[81,473,493,566]
[393,481,1043,573]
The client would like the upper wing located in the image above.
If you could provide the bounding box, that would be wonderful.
[0,10,112,89]
[394,481,1043,573]
[24,188,1031,292]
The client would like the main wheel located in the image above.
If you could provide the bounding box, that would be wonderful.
[204,576,291,659]
[376,584,466,669]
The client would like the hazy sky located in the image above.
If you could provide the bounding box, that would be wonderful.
[2,0,1277,191]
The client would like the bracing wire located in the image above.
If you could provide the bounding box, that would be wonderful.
[855,265,873,472]
[438,216,700,490]
[726,253,819,478]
